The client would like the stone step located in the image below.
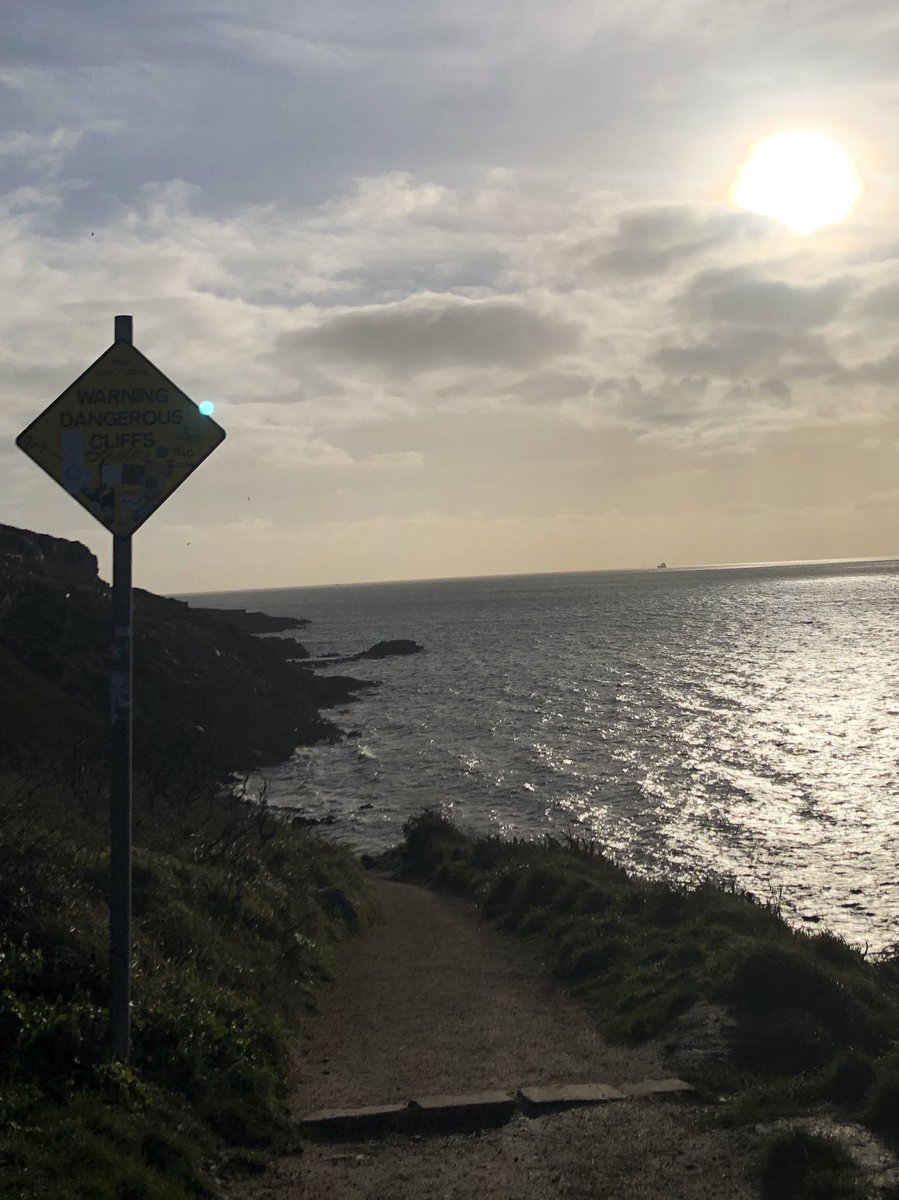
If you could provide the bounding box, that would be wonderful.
[409,1090,517,1130]
[518,1083,626,1111]
[301,1102,408,1138]
[620,1078,696,1098]
[300,1078,695,1139]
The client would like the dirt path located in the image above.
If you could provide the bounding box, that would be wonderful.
[224,879,760,1199]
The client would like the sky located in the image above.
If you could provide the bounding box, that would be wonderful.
[5,1,899,592]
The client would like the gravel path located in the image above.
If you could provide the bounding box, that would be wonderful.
[223,879,761,1199]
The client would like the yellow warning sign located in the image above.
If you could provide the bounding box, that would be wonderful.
[16,341,225,537]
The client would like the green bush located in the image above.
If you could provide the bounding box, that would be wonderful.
[396,811,465,881]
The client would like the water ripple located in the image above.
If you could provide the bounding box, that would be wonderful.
[192,562,899,952]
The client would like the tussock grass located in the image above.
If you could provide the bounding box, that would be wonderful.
[392,811,899,1142]
[759,1130,867,1200]
[0,763,378,1199]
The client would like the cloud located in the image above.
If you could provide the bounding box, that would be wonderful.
[505,369,798,447]
[365,450,425,470]
[318,173,448,227]
[0,127,86,174]
[856,486,899,510]
[598,374,711,432]
[259,435,355,470]
[683,268,852,328]
[841,348,899,386]
[581,206,758,279]
[654,327,839,381]
[860,280,899,320]
[0,158,892,468]
[557,373,797,445]
[275,295,582,377]
[211,21,381,71]
[509,371,599,405]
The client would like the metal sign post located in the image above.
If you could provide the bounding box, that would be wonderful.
[109,314,133,1061]
[16,316,226,1060]
[110,526,132,1058]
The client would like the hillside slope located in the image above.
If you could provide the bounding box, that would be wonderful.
[0,522,371,779]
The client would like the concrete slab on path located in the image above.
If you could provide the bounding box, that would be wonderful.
[410,1091,517,1131]
[519,1083,626,1111]
[301,1103,408,1138]
[301,1078,697,1139]
[620,1078,695,1098]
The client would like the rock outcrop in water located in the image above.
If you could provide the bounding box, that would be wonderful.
[306,638,424,666]
[356,639,423,659]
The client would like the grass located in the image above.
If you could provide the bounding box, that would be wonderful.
[0,762,379,1199]
[391,810,899,1145]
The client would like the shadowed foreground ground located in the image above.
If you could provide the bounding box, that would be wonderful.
[223,879,760,1199]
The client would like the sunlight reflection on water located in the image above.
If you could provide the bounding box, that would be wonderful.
[188,562,899,951]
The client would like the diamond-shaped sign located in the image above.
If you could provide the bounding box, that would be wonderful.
[16,341,225,537]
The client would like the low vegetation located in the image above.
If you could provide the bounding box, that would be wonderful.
[758,1130,869,1200]
[391,810,899,1193]
[0,761,377,1199]
[0,523,380,1198]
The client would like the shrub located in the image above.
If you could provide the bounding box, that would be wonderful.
[864,1052,899,1143]
[759,1130,865,1200]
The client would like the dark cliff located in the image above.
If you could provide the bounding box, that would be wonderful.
[0,522,371,781]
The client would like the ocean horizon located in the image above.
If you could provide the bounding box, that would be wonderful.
[181,553,899,597]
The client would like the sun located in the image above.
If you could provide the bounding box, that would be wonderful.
[730,130,862,234]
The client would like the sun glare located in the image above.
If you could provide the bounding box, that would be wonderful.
[731,130,862,234]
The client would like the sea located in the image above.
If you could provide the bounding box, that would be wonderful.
[182,561,899,954]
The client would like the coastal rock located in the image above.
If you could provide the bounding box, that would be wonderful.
[291,813,337,828]
[190,606,310,634]
[304,639,424,667]
[271,637,310,660]
[356,639,424,660]
[0,521,98,579]
[302,672,378,707]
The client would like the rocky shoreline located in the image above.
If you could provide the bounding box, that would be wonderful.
[189,607,311,635]
[0,521,396,778]
[304,637,424,666]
